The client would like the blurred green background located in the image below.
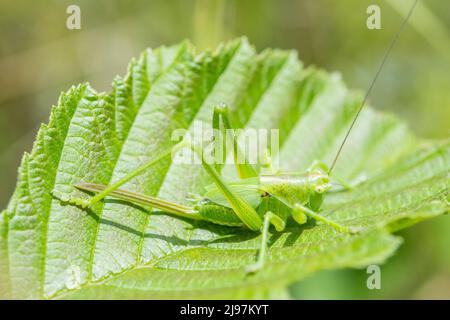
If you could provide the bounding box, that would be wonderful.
[0,0,448,299]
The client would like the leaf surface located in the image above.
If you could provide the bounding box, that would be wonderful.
[1,38,448,299]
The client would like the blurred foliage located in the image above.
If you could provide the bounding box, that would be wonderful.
[0,0,448,299]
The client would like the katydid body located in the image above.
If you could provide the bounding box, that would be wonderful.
[62,104,357,273]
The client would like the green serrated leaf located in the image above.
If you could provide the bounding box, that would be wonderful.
[1,38,449,299]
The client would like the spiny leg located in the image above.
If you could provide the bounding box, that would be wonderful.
[213,103,257,179]
[189,141,262,231]
[62,104,252,208]
[58,141,187,209]
[62,104,262,232]
[75,183,202,221]
[63,130,262,232]
[245,211,285,274]
[294,203,360,234]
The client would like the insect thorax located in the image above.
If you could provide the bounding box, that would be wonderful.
[260,172,329,211]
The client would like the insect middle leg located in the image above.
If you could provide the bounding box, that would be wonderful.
[245,211,285,274]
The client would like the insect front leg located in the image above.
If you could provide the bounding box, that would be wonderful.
[245,211,285,274]
[293,203,360,234]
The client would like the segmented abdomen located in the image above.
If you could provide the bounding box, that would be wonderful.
[198,202,244,227]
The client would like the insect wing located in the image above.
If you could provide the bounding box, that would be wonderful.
[204,178,261,209]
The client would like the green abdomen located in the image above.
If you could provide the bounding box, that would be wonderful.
[198,202,244,227]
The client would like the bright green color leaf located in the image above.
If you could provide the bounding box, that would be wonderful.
[1,38,448,299]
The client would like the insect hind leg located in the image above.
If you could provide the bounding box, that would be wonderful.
[212,103,258,179]
[58,141,187,209]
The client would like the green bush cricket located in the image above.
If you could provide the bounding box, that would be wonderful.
[63,104,360,273]
[60,0,418,271]
[58,1,417,273]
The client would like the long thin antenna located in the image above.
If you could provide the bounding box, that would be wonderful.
[329,0,419,174]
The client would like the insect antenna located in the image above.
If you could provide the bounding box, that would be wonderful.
[328,0,418,175]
